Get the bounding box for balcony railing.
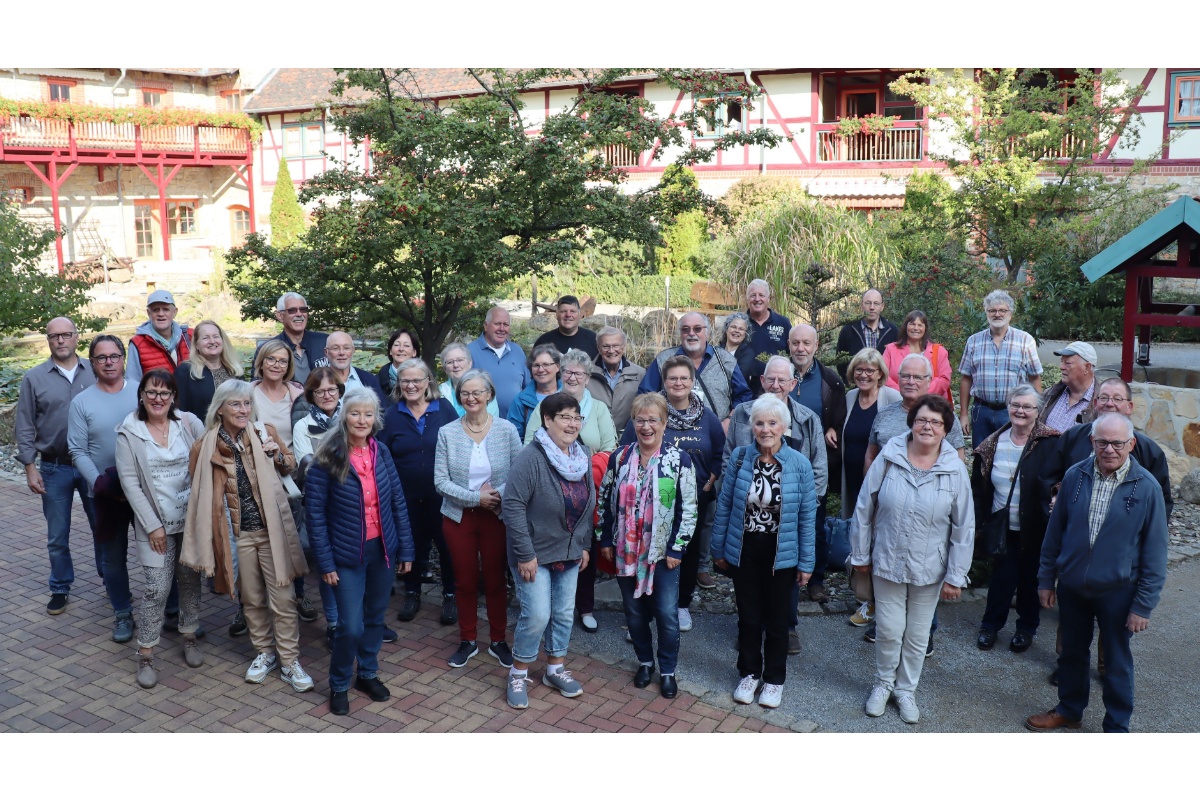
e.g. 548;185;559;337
816;123;924;163
0;115;250;157
598;142;642;168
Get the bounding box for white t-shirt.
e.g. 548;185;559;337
990;431;1023;531
147;422;192;535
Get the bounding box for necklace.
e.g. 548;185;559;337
463;414;492;434
148;419;170;441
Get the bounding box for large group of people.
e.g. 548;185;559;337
13;282;1171;731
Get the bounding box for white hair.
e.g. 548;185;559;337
1008;383;1044;412
747;279;771;297
983;289;1015;313
1091;412;1134;439
763;355;795;378
899;353;933;378
749;393;789;427
276;292;306;311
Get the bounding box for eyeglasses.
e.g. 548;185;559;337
47;332;77;341
562;369;588;380
987;308;1011;316
283;306;310;315
1009;402;1038;413
531;362;556;371
326;346;353;355
913;418;945;430
853;367;879;377
91;353;123;364
143;390;174;400
761;376;794;387
600;344;624;351
461;389;490;400
554;414;584;425
1096;395;1130;404
633;417;662;427
1094;439;1130;452
399;378;428;387
313;387;340;398
680;326;707;335
665;375;692;383
444;357;468;367
898;372;927;383
263;356;289;367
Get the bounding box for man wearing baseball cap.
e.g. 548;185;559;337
127;289;191;383
1040;341;1099;432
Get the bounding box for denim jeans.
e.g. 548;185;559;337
970;403;1010;449
39;462;95;594
1056;583;1137;732
329;537;395;692
617;560;681;675
980;532;1041;634
511;562;578;663
96;505;133;618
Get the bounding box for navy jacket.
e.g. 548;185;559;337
1049;424;1174;518
174;363;219;420
379;399;460;502
304;442;415;574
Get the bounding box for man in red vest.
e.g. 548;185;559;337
127;289;191;383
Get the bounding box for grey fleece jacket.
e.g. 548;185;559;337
501;440;596;571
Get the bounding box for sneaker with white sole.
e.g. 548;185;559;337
280;660;314;692
542;669;584;698
849;601;874;627
488;641;514;668
677;607;693;632
245;651;279;683
506;673;532;709
896;693;920;724
865;684;891;717
448;640;478;668
732;675;761;704
758;682;783;708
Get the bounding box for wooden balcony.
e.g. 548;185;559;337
0;114;252;165
598;142;642;168
816;123;924;163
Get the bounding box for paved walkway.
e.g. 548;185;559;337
0;475;787;733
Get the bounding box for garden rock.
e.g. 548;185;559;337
1181;468;1200;505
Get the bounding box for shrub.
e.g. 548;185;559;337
269;158;305;248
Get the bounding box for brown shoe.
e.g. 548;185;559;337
807;583;829;603
1024;710;1081;732
696;572;717;590
787;630;801;655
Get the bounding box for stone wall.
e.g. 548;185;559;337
1130;379;1200;484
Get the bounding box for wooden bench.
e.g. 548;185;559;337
689;280;740;319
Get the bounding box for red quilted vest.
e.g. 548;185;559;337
131;327;190;375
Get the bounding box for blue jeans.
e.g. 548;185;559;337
970;403;1010;448
511;562;578;663
97;521;133;617
39;462;96;594
328;537;394;692
617;561;681;675
1056;583;1137;732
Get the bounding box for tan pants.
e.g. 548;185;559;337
237;527;300;666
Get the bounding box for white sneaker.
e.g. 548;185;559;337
280;660;314;692
865;684;891;717
244;651;278;684
758;682;783;708
732;675;761;704
896;693;920;724
677;607;693;632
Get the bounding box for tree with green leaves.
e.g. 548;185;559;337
890;68;1161;283
268;157;305;248
0;202;101;337
225;68;782;358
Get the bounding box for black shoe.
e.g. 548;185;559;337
977;628;997;650
1009;630;1034;653
925;631;935;657
448;640;479;668
440;594;458;626
397;593;420;622
382;627;398;644
1049;668;1060;686
863;621;876;643
47;593;68;615
329;690;350;716
488;641;514;668
355;675;390;702
326;625;338;649
660;674;678;699
420;569;436;584
229;606;248;637
296;596;319;623
634;664;655;689
164;610;180;631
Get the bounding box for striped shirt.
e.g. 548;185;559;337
1088;457;1131;548
958;326;1043;404
990;432;1023;530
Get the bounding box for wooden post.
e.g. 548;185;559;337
531;274;538;317
1121;270;1137;382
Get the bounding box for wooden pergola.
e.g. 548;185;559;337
1079;196;1200;381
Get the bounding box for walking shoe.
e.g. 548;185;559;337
732;675;761;705
758;682;784;708
1010;630;1034;653
440;594;458;625
1024;709;1082;732
678;607;693;632
47;593;68;615
448;640;479;668
183;638;204;668
506;673;532;709
488;641;514;668
297;596;318;623
244;651;279;683
112;613;134;644
787;629;801;655
382;627;398;644
136;653;157;689
542;669;584;698
977;627;998;650
579;613;598;632
896;693;920;724
397;593;421;622
865;684;891;717
281;660;315;693
863;621;876;643
848;601;874;627
229;606;248;637
806;583;829;603
925;632;935;658
354;675;390;702
696;572;717;590
329;690;350;716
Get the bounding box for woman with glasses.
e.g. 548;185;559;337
851;394;973;724
377;329;421;399
501;392;597;710
175;319;243;421
841;348;902;521
972;384;1059;655
251;341;304;450
881;310;952;402
720;312;763;397
600;392;697;698
506;344;562;440
380;357;460;625
438;342;499;418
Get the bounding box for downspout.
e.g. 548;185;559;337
111;68;128;100
743;68;766;174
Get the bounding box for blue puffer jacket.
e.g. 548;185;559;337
710;443;817;572
304;440;415;575
505;380;561;441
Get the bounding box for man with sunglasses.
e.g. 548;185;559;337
639;312;752;425
1025;413;1168;733
15;318;96;616
259;292;329;383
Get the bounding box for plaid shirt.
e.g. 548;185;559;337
861;320;882;351
1044;382;1095;432
958;326;1043;404
1088;457;1131;549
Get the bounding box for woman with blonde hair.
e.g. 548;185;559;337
251;340;304;449
175;319;243;421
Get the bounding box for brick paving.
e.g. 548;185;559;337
0;475;790;733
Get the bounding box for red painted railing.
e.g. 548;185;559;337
816;122;924;162
0;115;250;155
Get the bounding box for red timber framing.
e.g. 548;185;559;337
0;117;254;273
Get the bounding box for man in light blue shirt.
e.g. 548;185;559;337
467;307;530;419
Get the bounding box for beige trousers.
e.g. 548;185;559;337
237;526;300;666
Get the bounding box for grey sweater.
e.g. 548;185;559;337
501;441;596;570
67;380;140;492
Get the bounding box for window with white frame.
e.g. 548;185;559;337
695;95;744;139
1170;72;1200;126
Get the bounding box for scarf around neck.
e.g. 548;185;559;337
535;427;589;482
665;390;704;430
615;445;660;597
308;401;340;433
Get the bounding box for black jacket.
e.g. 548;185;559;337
174;363;218;421
835;318;899;377
971;421;1060;555
1049;423;1174;518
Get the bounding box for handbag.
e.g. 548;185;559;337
846;459;892;603
979;444;1027;559
931;343;953;403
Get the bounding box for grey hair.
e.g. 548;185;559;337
528;343;562;371
391;357;439;402
276;292;306;311
746;279;771;297
1091;411;1134;440
720;311;751;347
560;348;593;373
439;341;472;368
983;289;1015;313
749;393;789;427
204;379;254;430
597;325;627;346
1008;382;1044;412
314;386;383;484
678;311;709;336
762;354;796;378
899;353;933;378
483;306;506;324
455;368;495;405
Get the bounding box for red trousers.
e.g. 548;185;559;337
442;508;509;643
